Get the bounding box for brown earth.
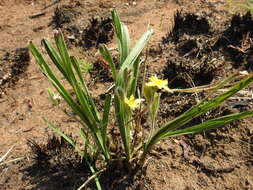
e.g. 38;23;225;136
0;0;253;190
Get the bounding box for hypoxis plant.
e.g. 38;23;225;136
29;10;253;186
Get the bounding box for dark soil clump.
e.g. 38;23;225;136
97;163;152;190
163;56;217;88
213;12;253;70
51;5;80;28
162;11;211;43
82;17;114;49
27;136;84;171
24;136;88;190
161;11;228;88
0;47;30;97
157;13;253;182
89;58;113;82
24;135;152;190
12;48;30;63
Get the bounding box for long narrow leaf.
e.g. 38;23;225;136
120;29;153;71
101;94;112;143
112;10;130;65
30;40;110;161
114;90;132;159
116;29;153;88
42;39;71;83
128;56;142;96
54;32;72;75
71;56;101;123
198;74;237;104
119;23;131;64
42;38;100;125
54;33;100;124
161;110;253;138
99;45;117;80
29;42;96;130
70;56;86;90
79;128;97;154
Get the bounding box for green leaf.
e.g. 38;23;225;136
42;39;71;84
112;10;130;65
54;32;72;76
114;88;132;160
119;29;153;74
99;45;117;80
162;110;253;138
29;43;91;126
128;56;142;96
101;94;112;147
150;92;160;125
29;39;110;161
116;28;153;90
70;56;101;124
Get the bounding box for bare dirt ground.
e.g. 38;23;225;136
0;0;253;189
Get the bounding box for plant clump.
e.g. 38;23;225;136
28;10;253;189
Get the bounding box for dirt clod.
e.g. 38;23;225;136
89;58;113;82
163;11;211;43
214;12;253;70
0;47;30;97
27;136;84;171
24;136;88;190
51;5;79;28
161;11;222;88
163;56;217;88
82;17;114;49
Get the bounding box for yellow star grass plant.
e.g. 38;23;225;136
29;10;253;189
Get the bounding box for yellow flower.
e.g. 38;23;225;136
124;95;144;110
145;76;172;92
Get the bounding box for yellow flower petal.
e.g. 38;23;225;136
146;76;171;92
124;95;144;109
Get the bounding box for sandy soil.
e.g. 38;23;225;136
0;0;252;189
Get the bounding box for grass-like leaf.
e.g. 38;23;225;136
99;45;117;81
29;34;110;161
162;110;253;138
112;10;130;65
144;74;253;154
